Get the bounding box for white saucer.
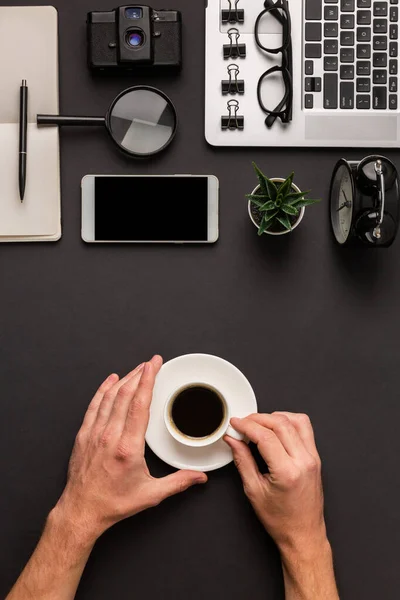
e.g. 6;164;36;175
145;354;258;472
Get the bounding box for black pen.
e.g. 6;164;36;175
19;80;28;202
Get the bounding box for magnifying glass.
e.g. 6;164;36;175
37;86;177;158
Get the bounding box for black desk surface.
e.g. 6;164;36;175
1;1;400;598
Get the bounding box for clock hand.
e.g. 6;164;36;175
336;200;351;212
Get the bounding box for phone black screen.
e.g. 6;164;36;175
94;177;209;241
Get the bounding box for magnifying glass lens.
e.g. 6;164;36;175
109;88;176;157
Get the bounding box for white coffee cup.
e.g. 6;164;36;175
164;382;244;448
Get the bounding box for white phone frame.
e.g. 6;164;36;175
81;174;219;244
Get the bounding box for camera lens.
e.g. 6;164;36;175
125;7;143;19
126;30;145;48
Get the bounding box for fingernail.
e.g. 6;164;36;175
196;476;207;485
108;373;118;383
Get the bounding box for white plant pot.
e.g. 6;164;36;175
248;178;306;236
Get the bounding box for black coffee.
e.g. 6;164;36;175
171;386;225;438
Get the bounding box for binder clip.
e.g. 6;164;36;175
221;0;244;24
223;28;246;59
222;64;245;95
221;99;244;130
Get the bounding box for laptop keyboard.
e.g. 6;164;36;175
304;0;399;110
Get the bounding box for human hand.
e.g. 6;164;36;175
53;356;208;544
225;413;327;556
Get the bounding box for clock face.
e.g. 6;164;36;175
330;163;354;244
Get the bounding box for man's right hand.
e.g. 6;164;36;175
225;412;339;600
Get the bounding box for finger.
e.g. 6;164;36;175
80;373;120;432
121;360;158;447
154;470;208;503
230;417;290;471
273;412;320;459
105;365;146;436
149;354;163;377
224;436;261;494
106;356;163;436
248;413;307;459
93;363;146;433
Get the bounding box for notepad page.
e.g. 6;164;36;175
0;6;60;238
0;6;59;123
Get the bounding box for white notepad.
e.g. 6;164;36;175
0;6;61;241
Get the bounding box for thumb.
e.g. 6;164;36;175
156;470;208;502
225;436;260;493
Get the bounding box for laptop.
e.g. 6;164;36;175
205;0;400;147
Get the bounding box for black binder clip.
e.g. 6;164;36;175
221;99;244;130
221;0;244;24
223;28;246;59
222;64;245;95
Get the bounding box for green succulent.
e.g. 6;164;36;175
246;163;320;235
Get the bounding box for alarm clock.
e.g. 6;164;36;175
330;155;400;247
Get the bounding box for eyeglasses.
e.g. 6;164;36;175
255;0;293;128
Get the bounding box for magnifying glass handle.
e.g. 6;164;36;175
37;115;106;126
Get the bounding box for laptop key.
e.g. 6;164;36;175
305;44;322;58
305;0;322;19
373;36;387;49
357;60;371;74
325;40;339;53
390;24;399;38
390;58;398;72
341;65;355;78
390;41;398;55
357;77;371;91
341;0;355;11
358;0;371;6
390;6;398;19
340;82;355;107
389;76;398;90
358;10;372;24
373;69;388;82
374;19;388;33
341;48;355;61
373;52;388;66
357;27;371;41
389;94;398;107
357;94;371;107
324;73;338;108
325;6;339;18
357;44;371;57
305;61;314;75
324;56;339;70
341;31;355;44
305;23;322;41
341;15;355;27
373;86;387;107
325;23;339;37
305;94;314;109
374;2;388;16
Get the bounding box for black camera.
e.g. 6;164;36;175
87;5;182;69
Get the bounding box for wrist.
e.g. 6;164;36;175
279;532;339;600
49;501;99;553
278;527;332;565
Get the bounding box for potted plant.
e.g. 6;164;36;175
246;163;320;236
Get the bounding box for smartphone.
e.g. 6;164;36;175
81;175;219;243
